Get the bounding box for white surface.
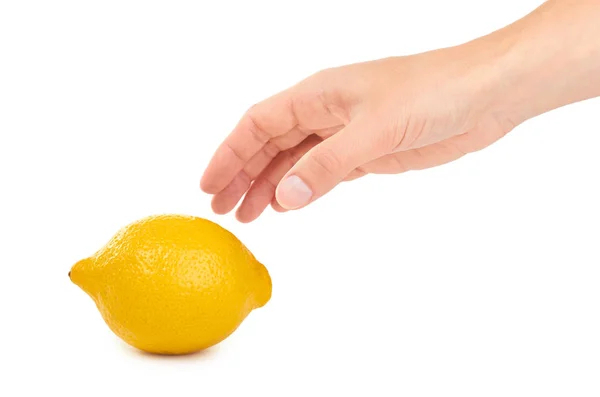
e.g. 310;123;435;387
1;1;599;396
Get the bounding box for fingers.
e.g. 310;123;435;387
210;126;341;216
235;136;322;223
209;144;278;215
211;171;252;214
200;74;344;195
275;117;386;210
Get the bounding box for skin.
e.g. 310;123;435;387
201;0;600;223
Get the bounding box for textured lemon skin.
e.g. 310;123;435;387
70;215;271;355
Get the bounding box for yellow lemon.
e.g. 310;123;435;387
69;214;271;355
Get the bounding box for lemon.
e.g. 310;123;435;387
69;214;271;355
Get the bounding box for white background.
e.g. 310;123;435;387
1;1;599;396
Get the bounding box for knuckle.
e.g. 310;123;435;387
263;141;280;159
309;147;342;177
245;111;271;144
224;141;245;162
391;153;410;173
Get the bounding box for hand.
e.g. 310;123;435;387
201;0;600;223
200;45;513;222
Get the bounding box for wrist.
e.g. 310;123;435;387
476;0;600;128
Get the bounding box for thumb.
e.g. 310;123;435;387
275;118;384;210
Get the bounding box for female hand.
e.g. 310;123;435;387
200;0;600;223
200;46;512;222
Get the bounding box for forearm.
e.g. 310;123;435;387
482;0;600;126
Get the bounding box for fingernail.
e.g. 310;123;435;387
277;175;313;209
